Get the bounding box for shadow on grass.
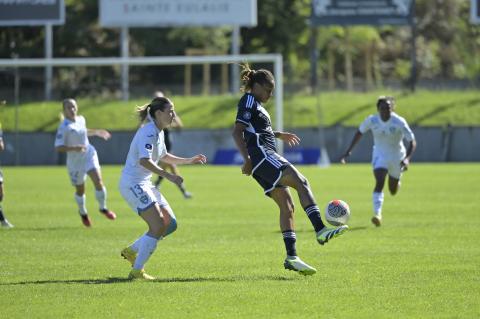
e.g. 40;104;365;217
276;225;368;233
9;226;80;232
348;226;369;232
1;274;298;286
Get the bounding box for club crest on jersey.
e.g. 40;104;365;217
145;143;153;150
243;111;252;120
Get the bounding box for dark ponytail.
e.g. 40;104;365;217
239;63;275;92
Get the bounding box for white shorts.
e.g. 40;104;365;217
119;180;170;214
372;154;403;179
66;146;100;186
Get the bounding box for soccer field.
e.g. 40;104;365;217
0;164;479;318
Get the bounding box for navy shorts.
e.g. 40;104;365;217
250;148;290;196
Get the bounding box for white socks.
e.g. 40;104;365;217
75;187;107;215
95;187;107;210
130;232;148;253
75;194;87;215
373;192;384;217
133;234;162;270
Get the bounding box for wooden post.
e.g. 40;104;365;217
221;64;228;94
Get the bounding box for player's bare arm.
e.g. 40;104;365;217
232;122;252;176
274;131;301;147
340;130;363;164
139;157;183;186
87;129;111;140
55;145;86;152
161;153;207;165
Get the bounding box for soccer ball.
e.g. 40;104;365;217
325;199;350;226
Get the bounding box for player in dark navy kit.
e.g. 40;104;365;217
232;64;348;276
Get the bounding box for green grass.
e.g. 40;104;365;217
0;164;479;318
1;90;479;132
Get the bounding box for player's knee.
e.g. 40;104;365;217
164;216;178;237
390;187;398;196
297;174;309;189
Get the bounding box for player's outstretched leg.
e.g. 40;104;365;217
316;225;349;245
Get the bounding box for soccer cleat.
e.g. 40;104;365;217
183;191;193;199
128;269;156;281
316;225;349;245
1;220;14;228
371;216;382;227
284;257;317;276
121;247;137;266
81;214;92;227
100;209;117;220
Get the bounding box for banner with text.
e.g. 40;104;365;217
100;0;257;27
0;0;65;26
311;0;413;26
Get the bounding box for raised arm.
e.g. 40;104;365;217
87;129;111;140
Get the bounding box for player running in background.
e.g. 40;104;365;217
340;96;416;226
119;96;206;280
0;121;13;228
152;91;192;199
232;63;348;276
54;98;116;227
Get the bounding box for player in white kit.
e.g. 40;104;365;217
340;96;416;226
0;121;13;228
119;96;206;280
54;99;116;227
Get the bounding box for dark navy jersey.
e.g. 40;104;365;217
235;93;276;152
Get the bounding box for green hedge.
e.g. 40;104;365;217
1;90;479;132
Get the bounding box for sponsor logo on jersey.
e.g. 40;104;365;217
140;195;150;204
145;143;153;150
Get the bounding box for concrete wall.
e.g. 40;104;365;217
1;126;479;166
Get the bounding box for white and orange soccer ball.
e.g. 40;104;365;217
325;199;350;226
